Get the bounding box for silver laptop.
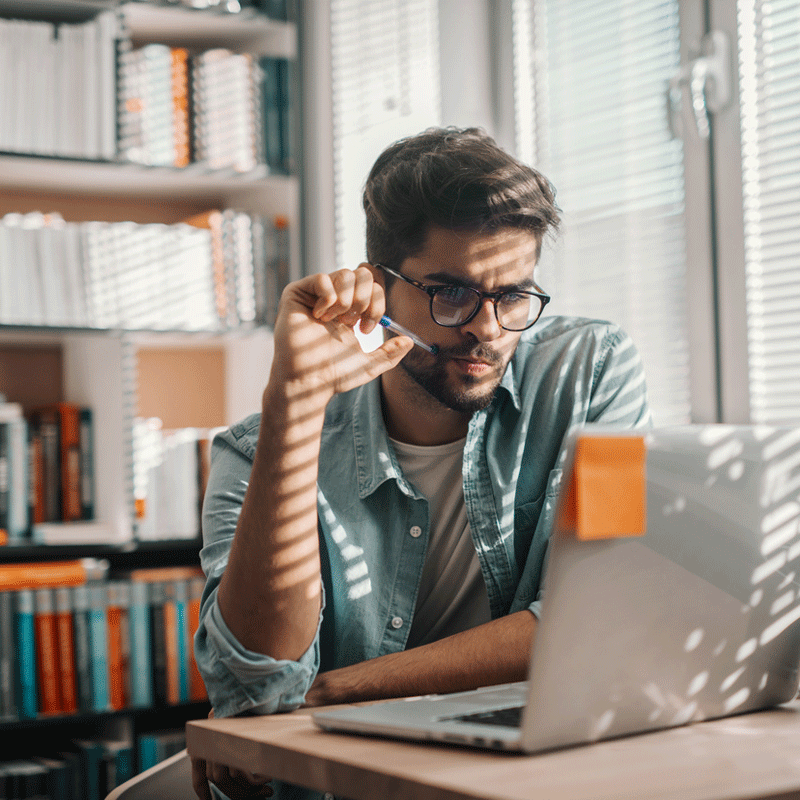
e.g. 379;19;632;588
313;424;800;752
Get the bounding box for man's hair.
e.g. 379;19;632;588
363;127;561;271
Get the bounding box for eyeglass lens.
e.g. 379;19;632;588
431;286;541;331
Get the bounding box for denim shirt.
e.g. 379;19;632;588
195;316;650;797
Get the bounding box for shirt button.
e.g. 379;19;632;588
391;616;403;629
410;525;422;538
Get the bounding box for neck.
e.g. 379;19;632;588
380;370;471;446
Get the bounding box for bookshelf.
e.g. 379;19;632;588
0;0;299;793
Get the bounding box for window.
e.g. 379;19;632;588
513;0;800;426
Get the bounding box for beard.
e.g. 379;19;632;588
398;342;509;413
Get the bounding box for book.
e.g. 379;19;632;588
33;587;62;715
106;581;129;711
187;575;206;701
0;558;109;590
127;580;153;708
0;590;16;720
163;580;180;705
79;406;95;520
72;585;94;713
14;588;38;719
54;585;78;714
28;408;60;523
175;578;190;703
0;421;8;545
1;403;30;541
149;581;168;705
88;584;110;712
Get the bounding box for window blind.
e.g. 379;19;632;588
330;0;441;274
514;0;692;425
738;0;800;425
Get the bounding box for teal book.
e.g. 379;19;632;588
88;584;110;712
14;588;37;719
128;580;153;707
175;579;189;703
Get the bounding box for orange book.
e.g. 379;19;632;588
106;582;128;710
162;581;179;705
54;586;78;714
0;559;107;591
34;588;62;715
187;576;206;701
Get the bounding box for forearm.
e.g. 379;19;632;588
216;378;328;661
306;610;537;706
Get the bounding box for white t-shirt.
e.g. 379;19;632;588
390;436;491;648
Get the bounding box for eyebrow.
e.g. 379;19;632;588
422;271;539;293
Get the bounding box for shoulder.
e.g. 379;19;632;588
215;412;262;461
511;315;633;377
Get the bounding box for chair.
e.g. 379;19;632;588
105;749;193;799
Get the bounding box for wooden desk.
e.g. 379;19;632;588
187;701;800;800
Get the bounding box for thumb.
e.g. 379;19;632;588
361;335;415;380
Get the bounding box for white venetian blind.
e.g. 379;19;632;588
738;0;800;425
330;0;441;273
514;0;692;425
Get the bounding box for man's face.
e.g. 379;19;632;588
384;225;540;413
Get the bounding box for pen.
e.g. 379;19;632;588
378;316;439;355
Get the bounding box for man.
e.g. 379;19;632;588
192;127;651;799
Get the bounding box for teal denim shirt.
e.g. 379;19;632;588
195;316;651;775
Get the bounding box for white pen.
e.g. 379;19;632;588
378;315;439;355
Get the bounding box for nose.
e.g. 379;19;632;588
459;298;503;342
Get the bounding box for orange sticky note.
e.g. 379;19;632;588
562;435;647;540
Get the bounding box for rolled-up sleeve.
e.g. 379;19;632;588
194;430;323;718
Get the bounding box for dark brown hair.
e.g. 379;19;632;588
363;127;561;271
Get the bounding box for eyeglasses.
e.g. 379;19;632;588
375;264;550;332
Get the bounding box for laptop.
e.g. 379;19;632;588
313;424;800;753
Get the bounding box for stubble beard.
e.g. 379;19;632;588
398;344;509;414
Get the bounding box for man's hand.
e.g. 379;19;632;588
190;711;274;800
191;756;273;800
270;266;413;405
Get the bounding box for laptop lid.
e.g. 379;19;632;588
313;425;800;753
519;424;800;752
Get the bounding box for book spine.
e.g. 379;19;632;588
54;585;78;714
175;578;189;703
128;580;152;707
105;582;126;711
14;589;38;719
88;584;110;712
171;47;190;168
163;580;179;705
35;410;61;522
72;585;94;713
137;734;159;772
33;587;62;715
57;404;82;522
0;590;17;720
149;581;168;705
7;417;30;539
188;576;206;701
0;423;8;544
79;407;95;520
28;420;44;526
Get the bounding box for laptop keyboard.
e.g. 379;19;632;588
449;705;524;728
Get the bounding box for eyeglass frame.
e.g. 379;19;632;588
374;263;551;332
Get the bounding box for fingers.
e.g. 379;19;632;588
205;759;274;799
191;757;213;800
309;267;384;328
